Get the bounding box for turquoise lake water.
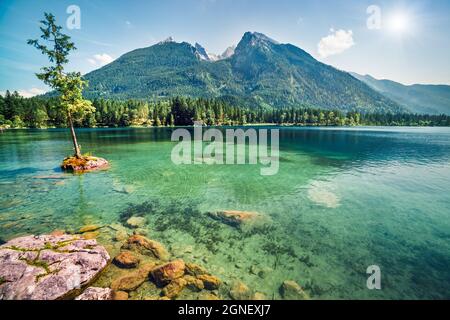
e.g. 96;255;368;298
0;126;449;299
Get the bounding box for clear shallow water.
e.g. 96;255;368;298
0;126;449;299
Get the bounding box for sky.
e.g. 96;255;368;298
0;0;449;96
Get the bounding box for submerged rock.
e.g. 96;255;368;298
280;280;310;300
307;182;340;208
229;281;253;300
33;175;68;180
185;263;208;276
112;290;129;300
111;274;144;292
0;234;110;300
198;292;220;300
126;217;147;229
151;259;186;287
75;287;112;300
133;228;148;236
113;251;140;269
83;231;100;240
208;210;269;229
110;263;156;292
79;224;101;233
183;275;204;292
114;230;129;243
113;185;135;195
123;235;169;260
50;229;65;237
253;292;266;300
161;278;187;299
197;274;221;290
110;223;130;242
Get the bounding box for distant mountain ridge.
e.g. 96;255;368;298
194;43;236;61
351;73;450;115
83;32;405;113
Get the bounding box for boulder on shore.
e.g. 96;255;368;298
0;234;110;300
75;287;112;300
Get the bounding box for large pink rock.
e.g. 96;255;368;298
0;234;110;300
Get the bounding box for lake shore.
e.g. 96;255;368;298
1;122;450;131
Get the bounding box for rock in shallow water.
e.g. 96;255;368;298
208;210;270;230
307;182;340;208
185;262;208;276
183;275;204;292
230;281;253;300
79;224;101;233
151;259;186;287
198;292;220;300
126;217;147;229
161;278;187;299
112;290;129;300
197;274;221;290
122;235;169;260
113;251;140;269
0;234;110;300
280;280;310;300
110;263;156;292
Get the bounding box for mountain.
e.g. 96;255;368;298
350;73;450;115
83;32;404;113
220;45;236;59
194;43;218;61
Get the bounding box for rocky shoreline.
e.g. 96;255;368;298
0;234;109;300
0;210;310;300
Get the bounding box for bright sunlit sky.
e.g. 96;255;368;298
1;0;449;96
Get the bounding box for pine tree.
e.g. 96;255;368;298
28;13;94;158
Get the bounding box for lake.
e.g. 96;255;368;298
0;126;449;299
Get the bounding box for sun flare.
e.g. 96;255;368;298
386;11;411;34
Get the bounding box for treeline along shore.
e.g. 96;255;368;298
1;91;449;129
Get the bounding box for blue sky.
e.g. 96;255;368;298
1;0;449;96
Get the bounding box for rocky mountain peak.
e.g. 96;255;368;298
158;36;175;45
219;45;236;59
194;43;218;61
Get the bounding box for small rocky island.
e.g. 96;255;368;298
61;156;109;173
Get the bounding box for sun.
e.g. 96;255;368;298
386;11;412;35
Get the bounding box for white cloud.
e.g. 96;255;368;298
18;88;47;98
87;53;114;67
318;29;355;58
0;88;47;98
